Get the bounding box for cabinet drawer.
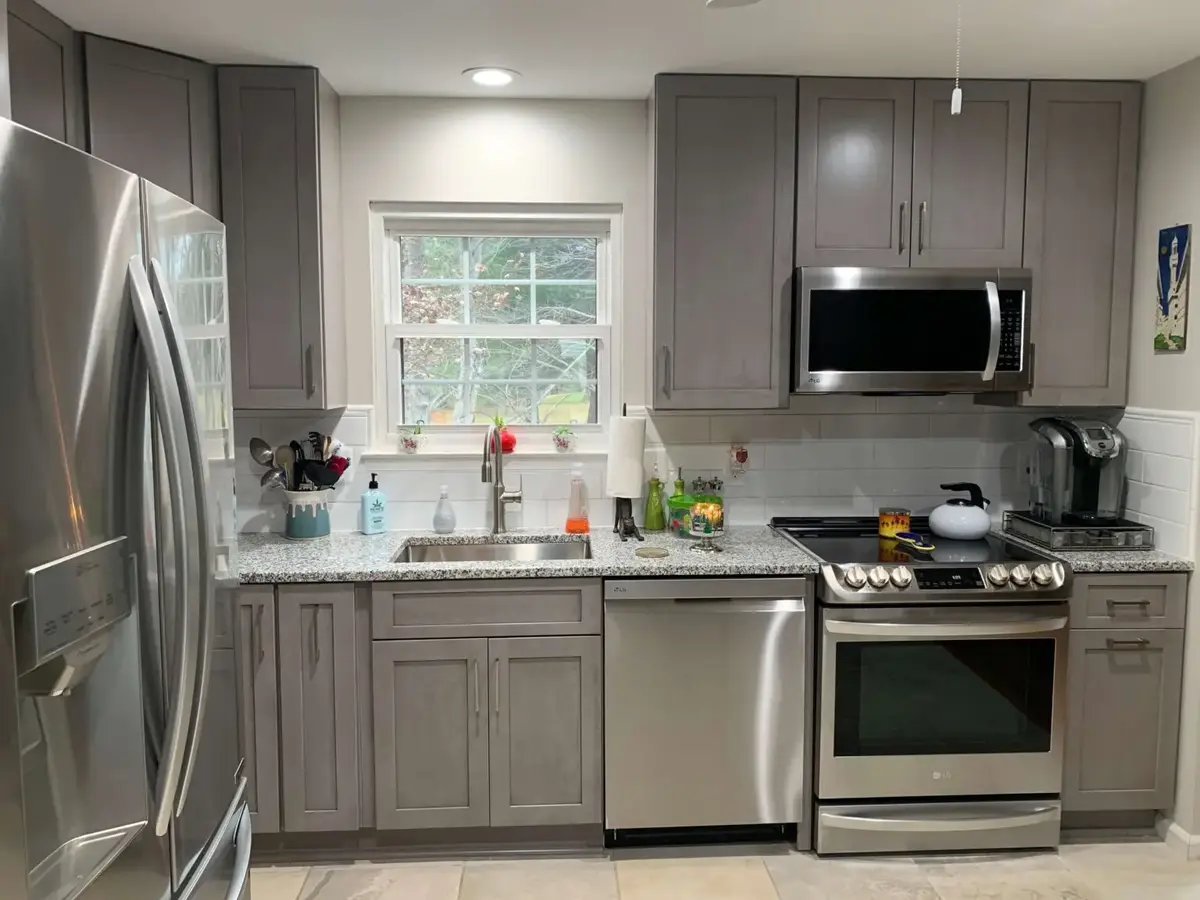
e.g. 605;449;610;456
1070;574;1186;629
371;579;602;639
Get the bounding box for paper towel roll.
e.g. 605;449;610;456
606;416;647;498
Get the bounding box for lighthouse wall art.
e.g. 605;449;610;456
1156;224;1191;352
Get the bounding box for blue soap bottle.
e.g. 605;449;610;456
361;472;387;534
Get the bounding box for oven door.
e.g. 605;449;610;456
818;603;1068;801
795;267;1032;393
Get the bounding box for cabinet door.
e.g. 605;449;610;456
489;637;602;827
82;35;219;216
277;585;358;831
235;586;280;833
653;74;795;410
1063;629;1183;812
373;639;490;830
219;66;330;410
1022;81;1141;407
796;78;914;267
911;80;1028;268
7;0;83;147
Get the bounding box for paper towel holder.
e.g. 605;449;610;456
611;404;644;542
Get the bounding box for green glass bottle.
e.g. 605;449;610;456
643;468;666;532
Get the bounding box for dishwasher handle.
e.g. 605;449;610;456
604;578;809;602
605;598;806;615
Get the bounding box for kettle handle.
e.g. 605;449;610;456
940;482;990;509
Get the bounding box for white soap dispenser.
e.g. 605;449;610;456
433;485;457;534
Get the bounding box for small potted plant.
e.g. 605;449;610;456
400;422;425;454
491;416;517;454
553;425;575;453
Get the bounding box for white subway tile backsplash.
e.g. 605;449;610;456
709;414;819;443
820;413;931;440
764;440;875;470
1141;451;1193;492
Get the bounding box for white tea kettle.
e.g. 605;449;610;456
929;482;992;541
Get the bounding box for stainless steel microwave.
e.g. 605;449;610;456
794;267;1033;394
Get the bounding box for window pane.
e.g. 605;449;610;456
536;284;598;325
536;383;598;424
470;284;531;325
400;236;463;279
471;383;535;425
534;237;597;280
403;382;464;425
469;237;530;280
402;337;467;381
473;338;533;380
401;284;464;324
535;339;597;381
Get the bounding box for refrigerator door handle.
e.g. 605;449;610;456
130;257;198;837
149;258;215;817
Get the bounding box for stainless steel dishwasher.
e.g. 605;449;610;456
604;578;813;840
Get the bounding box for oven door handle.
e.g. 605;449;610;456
982;280;1001;382
824;617;1068;639
821;805;1060;833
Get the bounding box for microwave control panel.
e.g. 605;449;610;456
996;292;1024;372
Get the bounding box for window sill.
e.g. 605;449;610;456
360;447;609;461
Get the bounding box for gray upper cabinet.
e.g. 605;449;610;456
277;585;358;832
796;78;914;268
219;66;346;411
83;35;219;216
7;0;83;147
1020;81;1141;407
373;638;491;830
236;586;280;834
653;74;795;410
1064;629;1183;812
489;636;602;827
911;80;1028;268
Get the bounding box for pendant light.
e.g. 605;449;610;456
951;0;963;114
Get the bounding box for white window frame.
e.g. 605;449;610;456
370;203;623;454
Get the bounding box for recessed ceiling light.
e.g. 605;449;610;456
705;0;762;7
464;67;519;87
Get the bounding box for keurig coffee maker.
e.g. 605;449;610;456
1028;417;1127;524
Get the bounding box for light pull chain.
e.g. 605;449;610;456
951;0;963;114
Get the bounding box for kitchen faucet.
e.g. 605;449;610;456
482;423;522;534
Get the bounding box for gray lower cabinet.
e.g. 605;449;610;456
796;78;914;267
1019;81;1141;407
911;80;1028;268
652;74;795;410
82;35;219;217
7;0;83;147
372;638;491;830
218;66;346;410
277;585;359;831
489;636;602;827
1064;628;1184;812
235;586;280;833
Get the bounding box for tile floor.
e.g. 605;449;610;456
250;840;1200;900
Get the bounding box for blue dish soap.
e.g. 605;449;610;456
361;472;387;534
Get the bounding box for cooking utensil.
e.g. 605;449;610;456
274;444;295;491
308;431;330;462
249;437;274;467
260;467;287;491
301;460;340;487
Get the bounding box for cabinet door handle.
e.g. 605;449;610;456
307;608;320;675
918;202;927;255
1107;599;1151;608
253;604;265;671
492;659;501;715
304;344;315;399
660;346;672;400
473;659;480;716
1107;638;1151;650
898;201;907;255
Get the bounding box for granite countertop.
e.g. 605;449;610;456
996;530;1194;574
236;526;824;584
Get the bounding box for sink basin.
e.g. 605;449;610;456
394;540;592;563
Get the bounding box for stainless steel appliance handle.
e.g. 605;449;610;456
606;578;809;601
822;805;1060;833
129;258;197;837
917;201;927;254
898;201;907;255
982;280;1001;382
606;599;805;615
150;258;214;818
223;804;252;900
824;617;1068;639
660;346;672;400
176;776;247;900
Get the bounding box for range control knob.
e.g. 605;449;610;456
1009;564;1033;587
987;565;1011;587
1032;564;1056;587
843;565;868;589
890;566;913;589
867;566;891;589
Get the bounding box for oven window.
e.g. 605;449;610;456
833;639;1055;757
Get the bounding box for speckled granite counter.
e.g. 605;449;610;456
236;527;824;584
996;531;1194;574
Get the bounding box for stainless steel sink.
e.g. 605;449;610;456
394;540;592;563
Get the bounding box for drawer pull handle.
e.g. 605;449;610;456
1107;599;1151;607
1107;638;1151;650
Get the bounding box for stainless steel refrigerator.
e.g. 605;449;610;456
0;119;247;900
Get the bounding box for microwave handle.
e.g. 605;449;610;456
982;280;1001;382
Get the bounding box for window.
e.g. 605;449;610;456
377;214;614;437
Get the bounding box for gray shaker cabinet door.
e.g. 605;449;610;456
83;35;219;216
488;636;603;827
277;584;359;831
796;78;914;268
1021;81;1141;407
7;0;84;148
219;66;328;410
373;639;491;830
1063;629;1183;812
653;74;795;410
235;586;280;834
911;80;1028;268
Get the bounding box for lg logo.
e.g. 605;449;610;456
932;771;952;781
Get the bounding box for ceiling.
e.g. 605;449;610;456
41;0;1200;99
